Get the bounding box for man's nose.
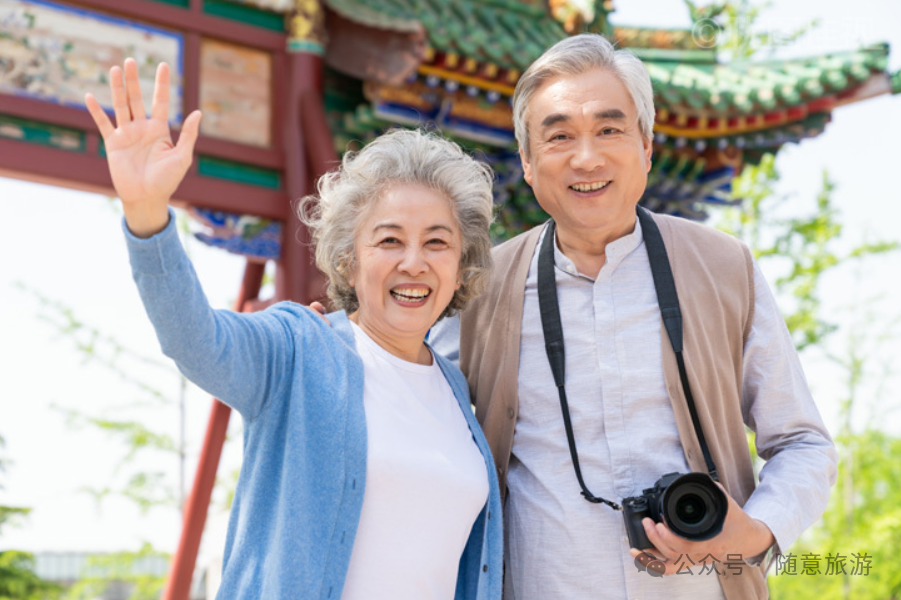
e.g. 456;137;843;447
570;136;606;172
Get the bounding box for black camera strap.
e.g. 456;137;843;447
537;207;719;512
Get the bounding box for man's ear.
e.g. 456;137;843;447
643;136;653;173
519;145;533;187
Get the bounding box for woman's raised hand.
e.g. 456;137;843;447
85;59;202;238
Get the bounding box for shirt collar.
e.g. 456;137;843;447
551;215;643;280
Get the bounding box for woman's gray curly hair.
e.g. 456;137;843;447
298;128;495;320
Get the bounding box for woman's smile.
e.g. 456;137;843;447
390;284;432;305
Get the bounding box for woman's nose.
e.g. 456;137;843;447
398;247;428;276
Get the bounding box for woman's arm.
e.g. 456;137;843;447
126;211;298;420
88;60;297;420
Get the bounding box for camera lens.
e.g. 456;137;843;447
660;473;727;541
675;493;705;524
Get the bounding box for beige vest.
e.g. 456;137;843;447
459;213;768;599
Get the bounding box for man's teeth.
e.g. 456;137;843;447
571;181;610;192
391;288;430;301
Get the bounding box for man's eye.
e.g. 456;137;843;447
550;133;568;141
601;128;620;135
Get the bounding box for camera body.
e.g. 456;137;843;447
622;472;727;550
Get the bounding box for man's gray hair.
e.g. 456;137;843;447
513;33;655;157
299;128;495;319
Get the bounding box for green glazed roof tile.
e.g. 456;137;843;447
649;45;890;114
326;0;422;32
820;67;849;90
324;0;567;70
780;63;827;97
325;0;893;118
627;48;719;64
848;61;871;83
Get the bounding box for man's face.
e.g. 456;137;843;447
520;68;652;239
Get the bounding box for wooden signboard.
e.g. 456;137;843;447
0;0;184;120
0;0;292;218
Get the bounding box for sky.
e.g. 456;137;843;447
1;0;900;571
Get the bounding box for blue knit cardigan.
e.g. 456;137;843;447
124;213;503;600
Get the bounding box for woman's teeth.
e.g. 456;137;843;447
391;288;430;301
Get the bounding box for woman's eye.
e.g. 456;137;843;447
427;238;449;247
379;237;400;245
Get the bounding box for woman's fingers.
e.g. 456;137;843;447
84;93;114;140
109;65;131;127
104;60;171;128
175;110;203;159
151;62;170;123
123;58;147;121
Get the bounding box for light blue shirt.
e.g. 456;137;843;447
125;211;503;600
431;220;836;600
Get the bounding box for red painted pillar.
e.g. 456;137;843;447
275;0;335;304
276;52;332;304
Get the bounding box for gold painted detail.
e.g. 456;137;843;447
289;0;325;53
448;94;512;129
654;116;792;139
366;81;433;110
366;80;513;129
417;65;515;96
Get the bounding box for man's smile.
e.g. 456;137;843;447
569;181;610;193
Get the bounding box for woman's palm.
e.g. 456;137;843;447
105;115;187;206
86;59;201;217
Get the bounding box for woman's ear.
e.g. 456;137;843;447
339;256;355;287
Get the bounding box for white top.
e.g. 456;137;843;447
431;219;835;600
341;322;489;600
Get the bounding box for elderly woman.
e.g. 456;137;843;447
85;59;501;600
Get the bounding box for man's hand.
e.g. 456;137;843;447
628;485;774;575
309;301;330;325
85;59;202;238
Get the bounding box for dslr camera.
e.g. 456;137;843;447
622;472;727;550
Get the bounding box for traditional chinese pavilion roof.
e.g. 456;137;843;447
326;0;566;71
313;0;901;231
196;0;900;252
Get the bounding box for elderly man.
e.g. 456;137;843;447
430;33;836;599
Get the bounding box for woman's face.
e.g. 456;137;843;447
349;182;462;353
